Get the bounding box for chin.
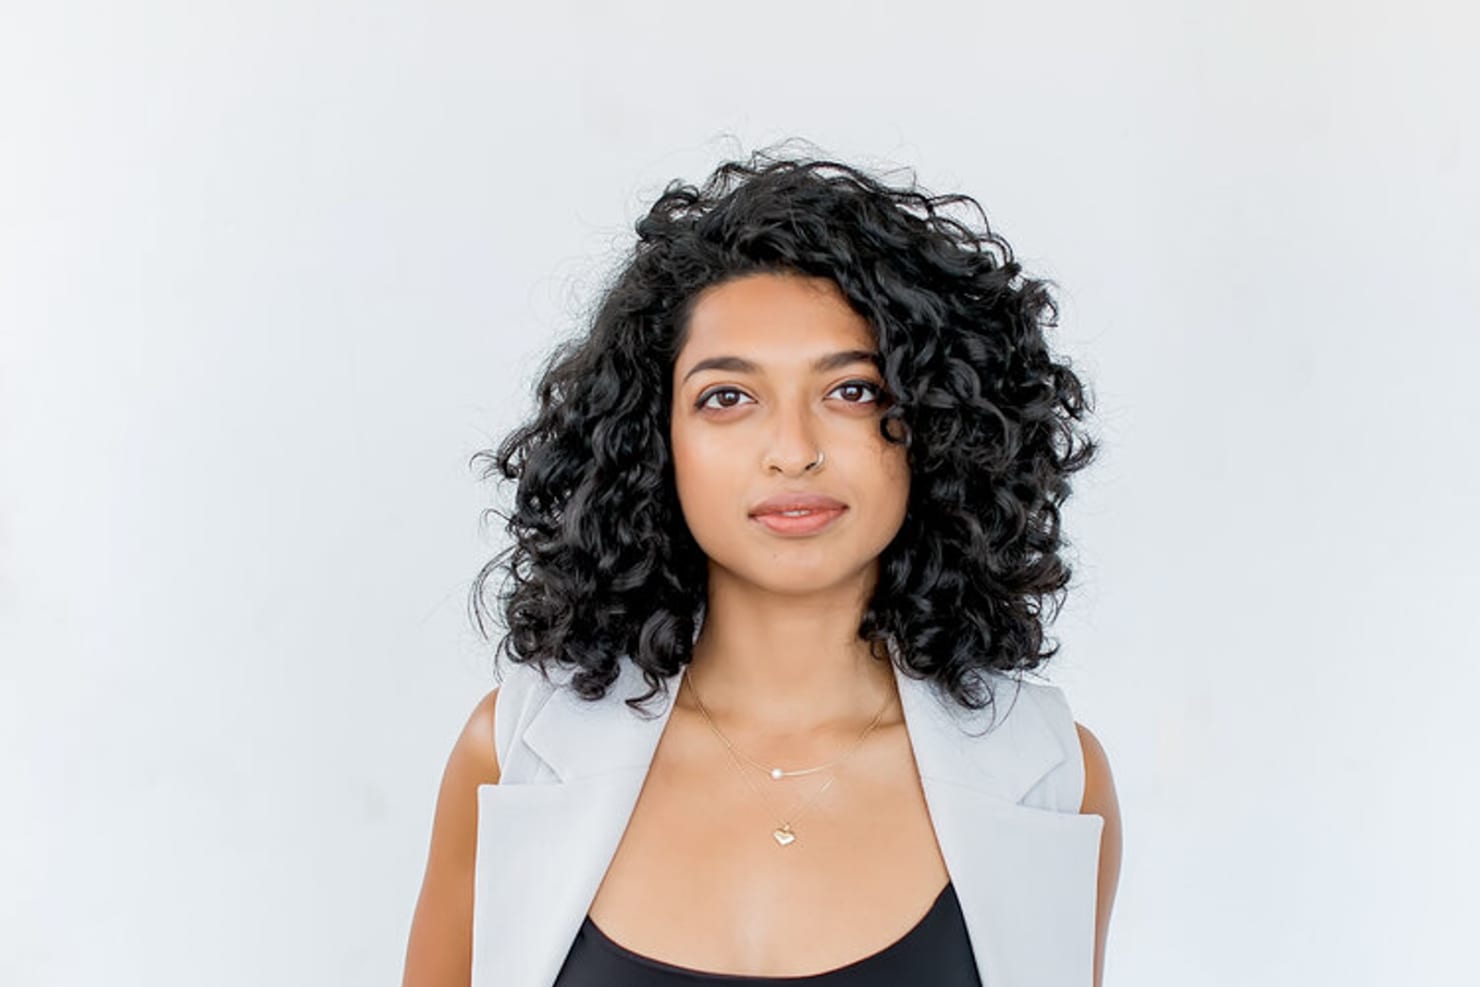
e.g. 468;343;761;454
738;556;863;592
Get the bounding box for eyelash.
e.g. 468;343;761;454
694;379;886;412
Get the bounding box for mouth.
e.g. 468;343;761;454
749;505;848;537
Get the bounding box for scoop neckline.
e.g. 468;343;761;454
580;881;956;981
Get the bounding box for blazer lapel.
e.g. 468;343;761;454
894;661;1106;985
472;654;1104;987
472;657;671;987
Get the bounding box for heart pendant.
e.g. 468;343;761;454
773;825;796;847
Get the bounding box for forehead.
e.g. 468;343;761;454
676;273;875;372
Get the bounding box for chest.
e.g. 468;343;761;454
471;658;1103;987
585;715;951;976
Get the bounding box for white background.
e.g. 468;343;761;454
3;2;1477;984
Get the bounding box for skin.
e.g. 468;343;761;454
402;271;1122;985
667;271;912;734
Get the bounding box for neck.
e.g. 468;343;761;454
681;568;899;738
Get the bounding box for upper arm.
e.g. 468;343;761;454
402;688;502;987
1076;722;1121;987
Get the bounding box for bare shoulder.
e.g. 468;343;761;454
1073;721;1117;818
453;686;503;786
1073;721;1122;987
401;687;502;987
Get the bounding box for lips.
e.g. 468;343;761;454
749;493;848;516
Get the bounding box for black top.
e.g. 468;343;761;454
552;881;982;986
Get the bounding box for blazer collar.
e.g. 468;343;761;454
522;651;1071;801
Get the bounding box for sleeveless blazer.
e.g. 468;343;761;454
472;642;1103;987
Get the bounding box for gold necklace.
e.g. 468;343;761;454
683;669;894;848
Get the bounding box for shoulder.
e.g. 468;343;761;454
400;686;503;984
1006;678;1118;816
972;674;1092;812
986;676;1116;820
1073;721;1118;819
1073;720;1122;987
447;687;503;787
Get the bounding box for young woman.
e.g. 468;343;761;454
403;147;1122;987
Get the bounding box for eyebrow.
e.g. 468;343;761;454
680;349;882;384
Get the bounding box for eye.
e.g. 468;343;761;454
830;379;886;405
695;386;755;411
695;380;888;412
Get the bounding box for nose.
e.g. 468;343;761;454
762;400;821;475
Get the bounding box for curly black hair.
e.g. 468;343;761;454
468;142;1098;721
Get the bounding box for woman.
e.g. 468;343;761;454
404;146;1122;987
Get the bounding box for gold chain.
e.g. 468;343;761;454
683;668;894;848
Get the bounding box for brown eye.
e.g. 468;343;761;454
831;380;884;405
695;387;754;411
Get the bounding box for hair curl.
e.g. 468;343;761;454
469;142;1098;720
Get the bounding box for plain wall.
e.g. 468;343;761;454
3;1;1477;984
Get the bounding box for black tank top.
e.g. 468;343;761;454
552;881;982;986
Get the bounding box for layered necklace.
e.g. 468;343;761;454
683;668;894;848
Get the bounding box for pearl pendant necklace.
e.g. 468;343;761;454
685;666;894;848
770;765;822;779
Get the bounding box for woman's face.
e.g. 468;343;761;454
669;271;911;595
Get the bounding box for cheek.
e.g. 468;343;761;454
881;455;912;527
668;426;735;531
864;446;912;544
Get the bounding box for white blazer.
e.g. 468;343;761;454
472;648;1104;986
